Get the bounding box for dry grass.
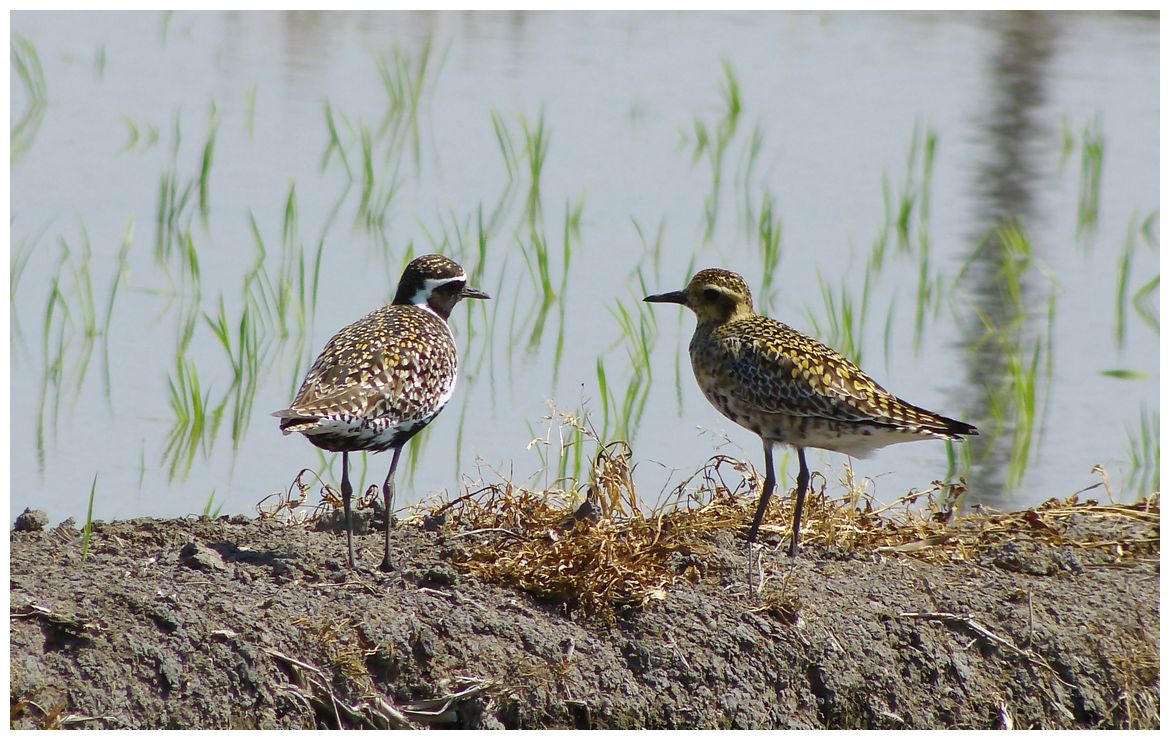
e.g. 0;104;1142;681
266;430;1158;621
411;443;1159;620
422;445;761;619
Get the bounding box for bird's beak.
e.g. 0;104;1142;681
461;286;491;300
643;290;687;305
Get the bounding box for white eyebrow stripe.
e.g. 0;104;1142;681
407;275;466;305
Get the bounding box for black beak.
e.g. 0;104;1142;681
643;290;687;305
461;286;491;300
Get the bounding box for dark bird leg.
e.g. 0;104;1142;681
787;447;809;558
340;451;356;568
747;439;777;544
380;446;403;572
746;440;777;588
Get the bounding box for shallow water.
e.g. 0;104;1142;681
10;11;1159;523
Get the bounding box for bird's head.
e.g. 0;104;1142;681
393;254;490;319
644;268;755;324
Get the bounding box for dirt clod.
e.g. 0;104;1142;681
13;508;48;532
9;495;1159;729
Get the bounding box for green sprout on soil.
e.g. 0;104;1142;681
81;475;97;564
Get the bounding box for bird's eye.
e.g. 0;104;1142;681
703;287;721;302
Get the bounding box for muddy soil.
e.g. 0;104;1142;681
9;509;1159;729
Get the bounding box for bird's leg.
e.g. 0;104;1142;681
747;440;776;544
787;447;810;558
379;446;403;572
340;451;356;568
746;440;776;589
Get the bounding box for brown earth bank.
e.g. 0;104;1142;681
9;502;1160;730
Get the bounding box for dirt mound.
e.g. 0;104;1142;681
9;493;1159;729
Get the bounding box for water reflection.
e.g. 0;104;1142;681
9;11;1158;524
960;11;1057;507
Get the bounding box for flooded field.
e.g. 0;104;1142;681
10;10;1159;523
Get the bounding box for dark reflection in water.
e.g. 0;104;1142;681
960;11;1058;508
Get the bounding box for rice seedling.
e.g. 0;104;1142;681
1127;210;1159;333
991;220;1033;313
1124;406;1159;497
93;44;106;79
245;85;257;139
1077;115;1104;236
550;196;584;385
955;219;1057;490
204;291;265;450
119;116;161;153
867;125;937;282
11;34;47;163
629;216;666;284
198;100;219;220
1131;275;1159;332
594;295;657;445
1113;216;1137;347
1100;369;1150;380
321;102;353;177
163;354;214;480
486;111;523;232
374;35;440;172
202;489;223;519
684;59;742;240
755;191;782;313
80;475;98;564
805;270;866;366
36;256;69;471
155;116;182;263
99;219;135;397
1004;338;1041;487
521;110;550;227
9;229;46;356
355;122;401;234
54;230;101;404
735;123;765;232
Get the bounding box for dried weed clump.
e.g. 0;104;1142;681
425;445;764;620
784;466;1160;564
422;446;1158;619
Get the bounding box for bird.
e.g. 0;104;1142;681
273;254;489;571
645;267;977;563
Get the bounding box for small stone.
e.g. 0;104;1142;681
179;541;226;571
13;508;49;532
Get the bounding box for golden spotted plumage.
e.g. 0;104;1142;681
646;267;976;563
274;254;488;571
278;304;457;452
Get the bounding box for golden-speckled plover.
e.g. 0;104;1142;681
274;254;489;571
645;268;976;562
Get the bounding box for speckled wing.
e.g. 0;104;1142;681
277;305;457;448
711;317;960;436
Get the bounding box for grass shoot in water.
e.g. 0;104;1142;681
1124;406;1159;497
11;34;47;163
685;59;742;240
1076;115;1104;236
198;100;218;221
755;191;782;314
